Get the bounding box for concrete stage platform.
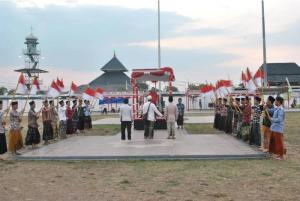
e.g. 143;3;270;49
17;130;267;161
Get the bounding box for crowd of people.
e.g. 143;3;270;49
0;99;93;158
214;95;286;160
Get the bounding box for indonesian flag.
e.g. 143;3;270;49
241;71;248;88
216;80;233;98
30;77;40;95
95;87;104;100
69;81;78;96
200;84;215;100
254;68;264;88
47;80;61;98
56;78;65;92
15;73;28;95
246;68;257;93
82;87;95;101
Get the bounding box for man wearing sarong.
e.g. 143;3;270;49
58;100;67;139
84;100;92;130
213;98;222;130
239;96;251;141
262;96;275;152
25;101;41;149
42;100;54;145
269;96;286;160
49;100;58;140
249;97;263;146
232;98;241;134
176;98;185;129
219;98;228;132
72;100;79;134
77;99;85;134
8;101;24;155
225;98;234;134
0;100;9;159
66;100;74;135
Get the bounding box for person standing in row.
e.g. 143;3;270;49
119;98;133;140
72;100;79;134
49;100;58;140
249;97;263;146
8;101;23;155
58;100;67;139
262;96;275;152
225;98;234;134
0;100;8;159
77;99;85;134
42;100;53;145
213;98;222;130
239;97;251;141
269;96;286;160
66;100;74;135
176;98;185;129
25;101;41;149
84;100;92;130
143;95;163;139
219;98;228;131
165;96;178;139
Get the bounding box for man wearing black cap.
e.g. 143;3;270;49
8;101;24;155
239;96;251;141
25;101;41;148
249;97;263;146
233;98;241;134
72;100;79;134
42;100;54;145
225;98;234;134
58;100;67;139
262;96;275;152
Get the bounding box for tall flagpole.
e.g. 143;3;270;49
262;0;268;88
158;0;162;109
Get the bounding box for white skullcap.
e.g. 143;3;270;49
147;95;152;100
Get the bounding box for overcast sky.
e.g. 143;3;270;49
0;0;299;90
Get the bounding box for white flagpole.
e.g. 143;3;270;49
262;0;268;88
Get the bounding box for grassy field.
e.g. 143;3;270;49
0;113;299;201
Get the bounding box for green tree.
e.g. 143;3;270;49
0;87;8;95
165;86;179;92
136;83;149;91
188;83;205;90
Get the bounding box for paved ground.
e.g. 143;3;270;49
93;116;215;125
17;129;266;160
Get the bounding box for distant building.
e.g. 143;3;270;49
79;53;131;92
262;63;300;87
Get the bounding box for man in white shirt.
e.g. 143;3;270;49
58;100;67;139
119;98;133;140
143;95;163;139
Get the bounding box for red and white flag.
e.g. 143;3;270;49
30;77;40;95
15;73;28;95
200;84;215;100
47;80;61;98
69;81;78;96
95;87;104;100
254;68;264;88
82;87;95;101
56;78;65;92
241;71;248;88
246;68;257;93
216;80;232;98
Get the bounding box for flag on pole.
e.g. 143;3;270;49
246;68;257;93
241;71;248;88
15;73;28;94
56;78;65;92
254;68;264;88
30;77;40;95
47;80;61;98
216;80;232;98
95;87;104;100
82;87;95;101
200;84;215;100
69;81;78;96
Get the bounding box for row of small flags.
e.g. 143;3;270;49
200;67;264;100
15;73;104;101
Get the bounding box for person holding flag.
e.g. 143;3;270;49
58;100;67;139
240;96;252;141
72;99;79;134
0;100;9;159
49;100;59;140
66;100;74;135
249;96;263;146
262;96;275;152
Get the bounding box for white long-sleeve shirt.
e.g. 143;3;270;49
142;102;163;121
120;104;133;122
58;106;67;121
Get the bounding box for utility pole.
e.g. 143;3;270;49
262;0;268;88
158;0;162;109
